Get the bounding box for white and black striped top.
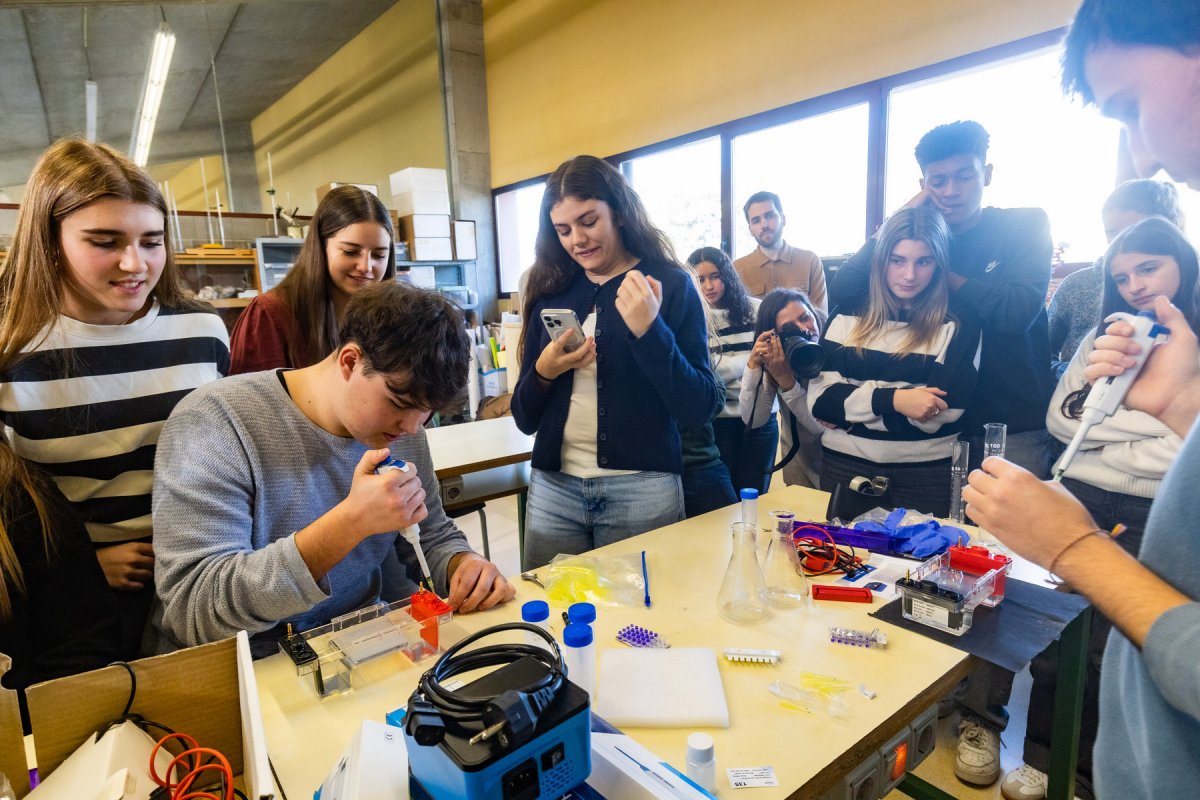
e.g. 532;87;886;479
808;307;981;464
709;302;759;418
0;301;230;545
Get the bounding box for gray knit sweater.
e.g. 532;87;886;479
1048;263;1103;378
148;370;471;654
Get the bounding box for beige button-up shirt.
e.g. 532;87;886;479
733;242;828;313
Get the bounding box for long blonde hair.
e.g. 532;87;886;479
0;444;56;622
846;206;951;356
0;137;202;374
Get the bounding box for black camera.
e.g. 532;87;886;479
773;323;825;380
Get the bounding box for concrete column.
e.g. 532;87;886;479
437;0;498;322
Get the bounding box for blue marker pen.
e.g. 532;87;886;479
375;454;433;592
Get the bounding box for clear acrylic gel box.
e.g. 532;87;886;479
281;592;453;697
894;548;1010;636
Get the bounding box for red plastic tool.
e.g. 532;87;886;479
811;584;874;603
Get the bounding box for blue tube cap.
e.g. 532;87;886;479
740;488;759;500
567;602;596;625
521;600;549;623
563;623;593;648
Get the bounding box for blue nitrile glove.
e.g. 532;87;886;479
895;520;970;558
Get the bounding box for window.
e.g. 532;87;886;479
623;136;721;262
495;181;545;295
732;103;869;259
886;47;1124;263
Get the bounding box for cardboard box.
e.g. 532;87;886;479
315;182;380;203
394;190;451;217
389;167;448;196
399;214;451;240
407;237;454;261
452;220;477;260
0;632;273;798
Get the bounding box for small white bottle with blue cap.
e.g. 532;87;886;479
567;601;596;627
740;488;759;526
521;600;552;651
562;623;595;699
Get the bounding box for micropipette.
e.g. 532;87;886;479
376;454;434;592
1052;311;1169;482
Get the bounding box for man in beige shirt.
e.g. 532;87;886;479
732;191;827;313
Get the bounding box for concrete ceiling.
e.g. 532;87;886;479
0;0;402;191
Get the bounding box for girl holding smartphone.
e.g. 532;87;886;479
512;156;721;569
0;138;229;657
230;185;395;372
807;207;980;517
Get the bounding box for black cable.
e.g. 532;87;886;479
412;622;565;730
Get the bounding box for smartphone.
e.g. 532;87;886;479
541;308;586;352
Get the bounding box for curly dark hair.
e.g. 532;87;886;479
914;121;989;170
686;246;756;328
337;282;468;411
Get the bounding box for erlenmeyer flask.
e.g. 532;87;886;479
717;522;771;624
763;511;808;608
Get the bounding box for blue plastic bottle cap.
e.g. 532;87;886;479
563;623;593;648
740;488;759;500
521;600;549;623
567;602;597;625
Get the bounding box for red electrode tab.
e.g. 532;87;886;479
410;591;453;648
811;584;873;603
948;545;1012;596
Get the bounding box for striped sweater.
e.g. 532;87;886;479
808;306;981;464
0;302;230;545
708;302;759;418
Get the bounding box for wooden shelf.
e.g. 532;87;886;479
207;297;254;309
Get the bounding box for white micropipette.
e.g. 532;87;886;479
375;454;434;592
1052;311;1169;482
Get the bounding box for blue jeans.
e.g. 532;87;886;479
712;415;778;495
522;469;685;570
682;462;738;518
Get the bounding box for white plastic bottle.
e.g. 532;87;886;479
686;732;717;793
740;488;759;527
562;623;596;699
521;600;552;651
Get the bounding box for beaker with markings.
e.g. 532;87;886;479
717;522;771;624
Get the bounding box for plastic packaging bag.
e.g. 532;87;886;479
543;552;646;607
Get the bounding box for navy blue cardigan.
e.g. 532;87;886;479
512;260;722;474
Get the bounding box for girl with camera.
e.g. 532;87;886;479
807;206;981;516
739;288;828;488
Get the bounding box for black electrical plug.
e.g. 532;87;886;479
406;698;446;746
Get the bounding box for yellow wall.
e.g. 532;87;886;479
150;156;226;212
250;0;447;214
483;0;1082;187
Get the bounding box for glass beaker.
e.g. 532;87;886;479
763;511;808;608
949;441;969;524
983;423;1007;460
717;522;771;624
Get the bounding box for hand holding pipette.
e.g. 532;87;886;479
375;453;434;592
1052;311;1169;481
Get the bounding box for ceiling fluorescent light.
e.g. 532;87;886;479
85;80;98;142
129;21;176;167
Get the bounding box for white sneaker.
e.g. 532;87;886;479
1001;764;1047;799
1001;764;1085;800
954;717;1001;786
